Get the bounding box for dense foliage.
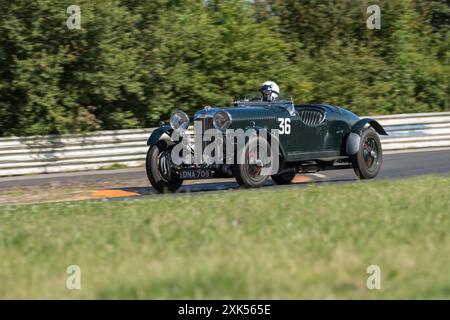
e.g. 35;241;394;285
0;0;448;136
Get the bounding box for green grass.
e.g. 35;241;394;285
0;175;449;299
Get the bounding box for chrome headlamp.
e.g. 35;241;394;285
213;111;232;131
170;111;190;131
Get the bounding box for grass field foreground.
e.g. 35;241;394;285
0;175;449;299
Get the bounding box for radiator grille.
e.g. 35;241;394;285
193;118;215;155
299;109;325;126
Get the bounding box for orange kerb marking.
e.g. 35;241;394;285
91;189;140;198
292;176;312;184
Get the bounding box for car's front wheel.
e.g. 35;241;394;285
146;141;183;193
234;137;272;188
351;128;383;179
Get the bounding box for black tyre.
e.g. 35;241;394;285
271;171;296;185
146;141;183;193
234;137;272;188
351;128;383;179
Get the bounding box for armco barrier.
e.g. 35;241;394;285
375;112;450;151
0;112;449;177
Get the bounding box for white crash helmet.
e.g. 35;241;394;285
260;81;280;102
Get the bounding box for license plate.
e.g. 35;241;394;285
180;169;212;180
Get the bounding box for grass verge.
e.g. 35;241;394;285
0;175;449;299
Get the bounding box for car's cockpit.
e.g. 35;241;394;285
234;93;297;116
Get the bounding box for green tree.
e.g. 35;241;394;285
0;0;448;136
0;0;144;135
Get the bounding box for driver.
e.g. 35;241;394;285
260;81;280;102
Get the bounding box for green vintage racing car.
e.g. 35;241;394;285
146;81;387;193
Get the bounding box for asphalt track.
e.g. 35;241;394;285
0;149;449;200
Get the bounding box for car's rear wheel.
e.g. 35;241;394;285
271;172;296;185
146;141;183;193
234;137;272;188
351;128;383;179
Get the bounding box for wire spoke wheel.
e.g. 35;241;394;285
234;137;272;188
146;141;183;193
245;150;263;178
351;128;383;179
157;151;171;182
362;137;379;173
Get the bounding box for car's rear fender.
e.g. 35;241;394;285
346;118;387;155
146;125;174;146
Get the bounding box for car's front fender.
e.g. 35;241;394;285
146;125;174;146
345;118;388;155
351;118;388;136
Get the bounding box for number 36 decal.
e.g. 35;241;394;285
278;118;291;135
